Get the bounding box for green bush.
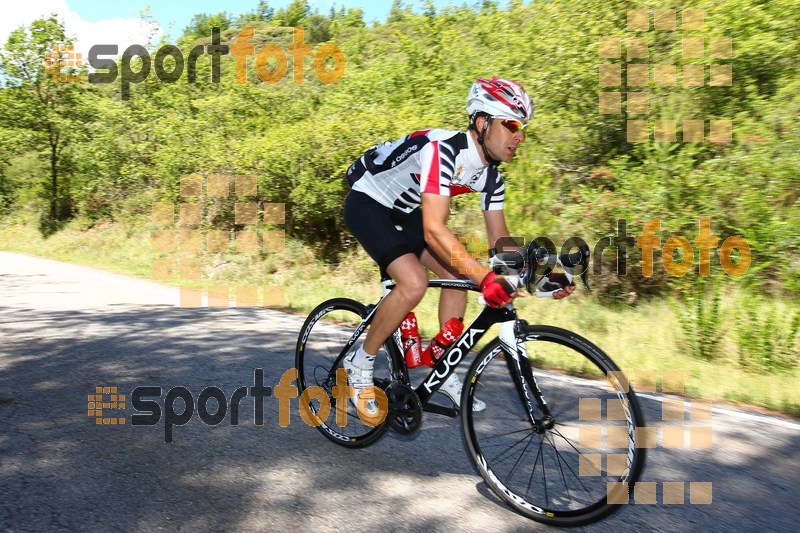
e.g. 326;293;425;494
673;277;725;361
736;297;800;373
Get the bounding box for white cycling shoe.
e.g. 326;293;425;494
441;373;486;412
344;352;485;414
343;351;380;416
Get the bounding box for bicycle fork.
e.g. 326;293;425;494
499;320;554;433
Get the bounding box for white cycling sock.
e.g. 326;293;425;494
350;345;376;369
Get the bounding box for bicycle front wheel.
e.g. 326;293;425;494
295;298;391;448
462;325;646;527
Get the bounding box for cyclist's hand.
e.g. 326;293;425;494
538;273;575;300
480;272;516;308
554;285;575;299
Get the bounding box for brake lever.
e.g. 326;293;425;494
523;242;591;294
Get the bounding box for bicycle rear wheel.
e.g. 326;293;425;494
295;298;391;448
462;325;646;527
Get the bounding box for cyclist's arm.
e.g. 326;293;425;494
482;209;514;253
422;193;489;285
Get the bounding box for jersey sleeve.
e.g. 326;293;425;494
418;140;457;197
480;167;505;211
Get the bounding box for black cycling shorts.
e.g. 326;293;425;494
344;191;426;275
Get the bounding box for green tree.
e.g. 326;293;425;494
0;125;15;212
275;0;310;27
256;1;275;22
0;0;796;295
306;12;332;43
237;1;275;25
0;16;89;229
388;0;409;23
183;12;232;38
340;7;366;28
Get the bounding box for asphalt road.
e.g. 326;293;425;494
1;251;798;531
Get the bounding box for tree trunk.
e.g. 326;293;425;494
49;128;59;220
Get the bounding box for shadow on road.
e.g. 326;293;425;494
1;299;799;530
0;303;494;529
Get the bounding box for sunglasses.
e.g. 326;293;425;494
497;118;528;133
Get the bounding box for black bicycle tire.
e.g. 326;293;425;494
461;324;646;527
295;297;391;448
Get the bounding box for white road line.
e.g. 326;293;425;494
544;372;800;430
637;392;800;430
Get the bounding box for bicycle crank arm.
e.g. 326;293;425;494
422;402;459;418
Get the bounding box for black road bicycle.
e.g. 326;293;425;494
294;242;646;527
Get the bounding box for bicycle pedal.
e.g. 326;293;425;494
373;378;391;390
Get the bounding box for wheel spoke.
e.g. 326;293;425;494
545;432;573;504
545;431;601;505
525;433;546;500
540;437;548;507
488;431;536;465
550;426;583;456
481;427;537;441
505;431;537;485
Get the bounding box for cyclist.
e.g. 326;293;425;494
343;77;574;413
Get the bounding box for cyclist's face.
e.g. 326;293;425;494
484;117;526;163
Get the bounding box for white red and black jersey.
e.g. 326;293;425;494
346;129;505;214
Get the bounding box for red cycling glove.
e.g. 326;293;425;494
480;272;515;308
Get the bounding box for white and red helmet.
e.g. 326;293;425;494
467;76;533;122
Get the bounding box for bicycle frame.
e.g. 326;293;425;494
298;242;645;525
330;278;553;430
